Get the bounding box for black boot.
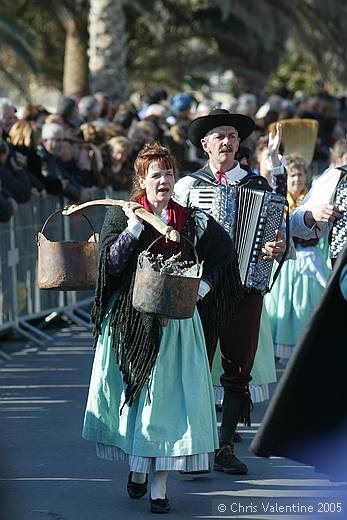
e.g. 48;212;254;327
214;443;248;474
214;391;248;474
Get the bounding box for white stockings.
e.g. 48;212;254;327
150;470;168;500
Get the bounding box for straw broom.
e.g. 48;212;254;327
268;118;319;166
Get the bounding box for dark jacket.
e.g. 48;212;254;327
0;189;14;222
10;145;45;192
0;164;31;204
251;244;347;480
63;159;94;188
38;144;81;201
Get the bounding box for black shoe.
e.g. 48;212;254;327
214;444;248;474
127;472;148;499
233;431;242;443
150;495;171;513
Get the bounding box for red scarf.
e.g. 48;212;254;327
139;195;186;252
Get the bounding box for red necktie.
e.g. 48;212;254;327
216;170;228;186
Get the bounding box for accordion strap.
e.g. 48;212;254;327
189;169;218;185
237;174;273;192
267;200;290;293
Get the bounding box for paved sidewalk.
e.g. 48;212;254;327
0;326;346;520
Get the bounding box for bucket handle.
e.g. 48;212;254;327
145;235;200;268
39;208;98;242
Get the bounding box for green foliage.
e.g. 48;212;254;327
1;0;347;101
0;12;37;72
0;0;65;97
268;44;320;96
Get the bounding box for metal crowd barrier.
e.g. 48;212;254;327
0;190;127;346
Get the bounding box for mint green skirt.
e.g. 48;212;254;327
82;297;219;459
265;245;330;359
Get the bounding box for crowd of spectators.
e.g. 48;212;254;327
1;84;347;222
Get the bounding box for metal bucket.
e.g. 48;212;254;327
132;236;202;319
37;209;99;290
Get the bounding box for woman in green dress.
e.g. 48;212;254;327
82;143;241;514
265;154;330;363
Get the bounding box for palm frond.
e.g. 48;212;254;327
0;9;38;73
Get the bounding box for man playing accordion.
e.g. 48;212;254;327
174;109;289;475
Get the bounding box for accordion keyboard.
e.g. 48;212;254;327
189;184;285;293
330;180;347;259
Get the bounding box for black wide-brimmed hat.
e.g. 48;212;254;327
188;108;255;150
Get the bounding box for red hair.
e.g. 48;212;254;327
129;143;177;201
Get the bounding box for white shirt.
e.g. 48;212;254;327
290;166;342;240
174;161;246;207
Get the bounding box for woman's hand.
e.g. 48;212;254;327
122;201;143;221
159;318;169;327
262;230;286;260
268;122;282;167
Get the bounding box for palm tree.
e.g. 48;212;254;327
55;0;90;96
89;0;128;100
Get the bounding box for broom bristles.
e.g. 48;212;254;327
268;118;319;166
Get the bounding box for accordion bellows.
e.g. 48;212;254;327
189;183;286;294
268;118;319;166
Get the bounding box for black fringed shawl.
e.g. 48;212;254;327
91;204;243;409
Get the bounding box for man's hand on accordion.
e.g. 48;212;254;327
262;230;286;260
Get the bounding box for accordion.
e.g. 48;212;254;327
330;180;347;259
189;180;286;293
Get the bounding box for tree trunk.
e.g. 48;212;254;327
88;0;128;101
63;19;89;96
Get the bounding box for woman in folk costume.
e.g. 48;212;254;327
82;143;242;514
265;153;330;363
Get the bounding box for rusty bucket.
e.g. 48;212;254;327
132;236;202;319
37;209;99;290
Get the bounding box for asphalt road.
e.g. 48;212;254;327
0;325;346;520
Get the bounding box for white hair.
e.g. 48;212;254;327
0;97;16;120
78;96;100;120
41;123;64;140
